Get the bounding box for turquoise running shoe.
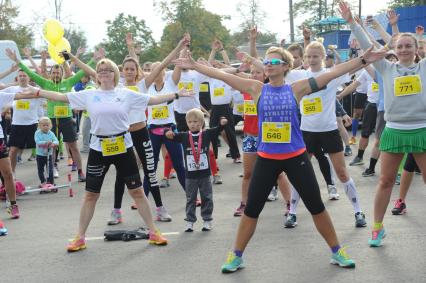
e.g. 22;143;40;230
369;228;386;247
0;220;8;236
221;252;244;273
330;247;356;268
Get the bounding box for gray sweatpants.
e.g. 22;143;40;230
185;176;213;223
81;116;91;152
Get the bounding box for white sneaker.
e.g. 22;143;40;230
53;167;59;179
327;185;340;200
185;221;194;232
156;206;172;222
107;209;122;225
267;187;278;201
159;178;170;188
202;221;212;231
213;174;223;184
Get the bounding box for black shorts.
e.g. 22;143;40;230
9;124;38;149
354;92;367;109
233;114;244;126
174;111;189;132
302;129;343;154
404;153;420;173
361;103;377;138
0;138;9;159
51;117;77;143
85;148;142;194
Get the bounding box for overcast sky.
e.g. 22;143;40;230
14;0;389;49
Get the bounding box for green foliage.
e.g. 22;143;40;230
64;27;87;54
100;13;158;65
156;0;230;60
388;0;426;8
0;0;33;51
229;29;277;47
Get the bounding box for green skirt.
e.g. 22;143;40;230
380;127;426;153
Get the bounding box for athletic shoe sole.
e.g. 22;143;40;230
330;259;356;268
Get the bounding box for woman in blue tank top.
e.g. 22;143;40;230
174;46;386;273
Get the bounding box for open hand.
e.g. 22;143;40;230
338;1;354;24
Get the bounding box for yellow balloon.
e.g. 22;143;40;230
48;38;71;65
43;19;64;45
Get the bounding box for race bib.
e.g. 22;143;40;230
262;122;291;143
302;97;323;115
54;106;69;117
178;82;194;91
244;100;257;115
101;136;126;156
236;104;244;114
394;75;422;97
213;88;225;97
199;83;209;92
151;106;169;120
16;100;30;110
371;82;379;92
186;153;208;171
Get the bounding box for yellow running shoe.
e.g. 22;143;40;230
148;230;168;246
67;235;86;252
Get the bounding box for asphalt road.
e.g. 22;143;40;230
1;133;426;283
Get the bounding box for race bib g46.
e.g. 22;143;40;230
178;82;194;91
302;97;323;115
54;106;69;117
213;88;225;97
101;136;126;156
262;122;291;143
244;100;257;115
394;75;422;97
16;100;30;110
151;106;169;120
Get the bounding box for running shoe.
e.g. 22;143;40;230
234;202;246;217
159;178;170;188
267;187;278;201
17;156;23;164
330;247;355;268
391;199;407;215
233;157;242;164
226;152;232;158
185;221;194;232
156;206;172;222
344;146;352;157
349;156;364;166
221;252;244;273
67;235;86;252
27;154;36;161
107;209;122;225
0;220;7;236
213;174;223;184
327;185;340;200
284;213;297;228
71;162;77;172
369;228;386;247
78;172;86;182
148;230;168;245
59;152;64;160
7;204;20;219
362;168;375;177
202;221;212;231
349;137;357;145
395;174;401;185
67;158;73;166
53;166;59;178
355;212;367;227
169;170;177;179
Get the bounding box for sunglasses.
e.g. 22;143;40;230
262;58;287;66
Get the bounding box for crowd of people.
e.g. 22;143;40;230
0;0;425;273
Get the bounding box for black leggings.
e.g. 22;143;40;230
210;104;240;159
313;149;334;186
404;153;420;173
244;152;325;218
113;127;163;209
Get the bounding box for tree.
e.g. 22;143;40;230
64;27;88;54
100;13;158;64
229;29;277;47
388;0;426;8
0;0;33;50
155;0;230;59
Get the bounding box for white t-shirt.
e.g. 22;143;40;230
285;69;308;84
354;70;368;93
138;75;178;125
66;88;149;151
0;92;16;138
291;68;350;132
209;79;234;105
174;70;207;113
357;70;379;104
3;86;45;125
118;84;147;124
232;91;244;116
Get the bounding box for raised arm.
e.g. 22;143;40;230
64;48;103;80
0;63;18;80
387;9;400;35
174;54;263;101
40;50;49;78
336;80;359;100
302;26;312;48
62;61;73;79
69;47;86;71
249;26;259;58
23;47;42;75
126;33;138;60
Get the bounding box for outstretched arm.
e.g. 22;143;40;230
0;63;18;80
17;87;69;102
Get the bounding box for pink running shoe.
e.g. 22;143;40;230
67;235;86;252
7;204;20;219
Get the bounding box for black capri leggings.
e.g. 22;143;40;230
244;152;325;218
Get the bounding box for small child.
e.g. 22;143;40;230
34;117;59;186
165;108;227;232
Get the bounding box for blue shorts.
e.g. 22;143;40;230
243;136;258;153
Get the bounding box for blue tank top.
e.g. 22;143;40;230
257;83;306;154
